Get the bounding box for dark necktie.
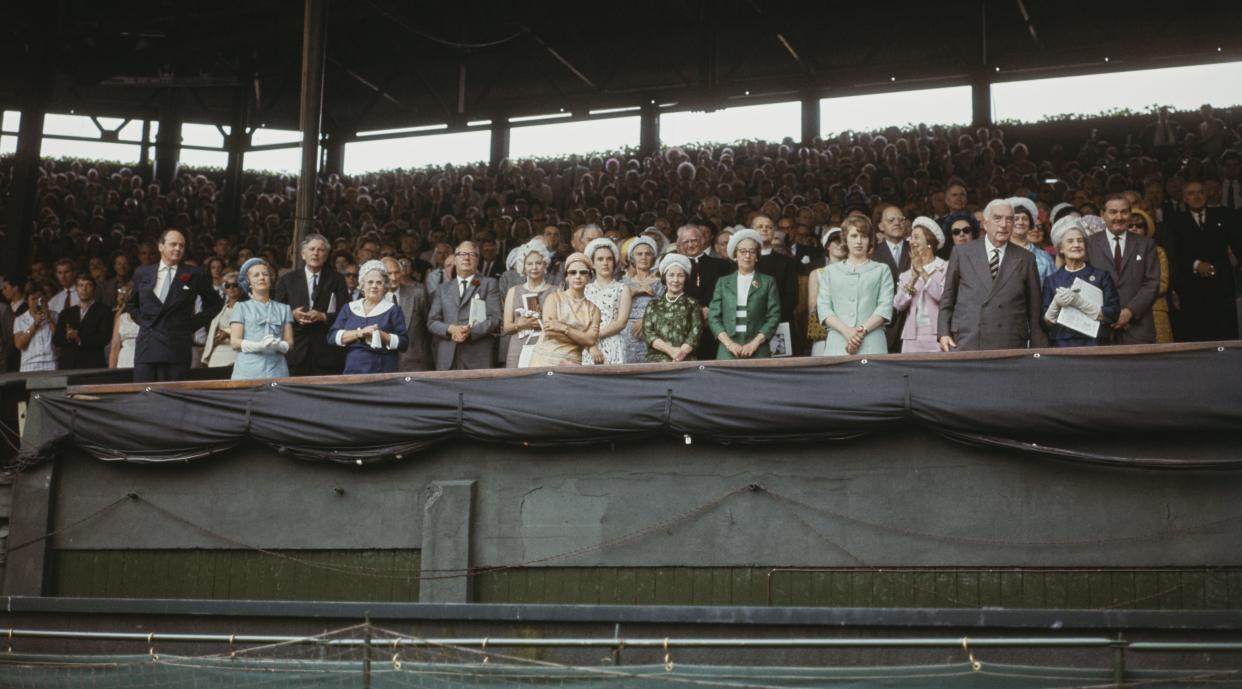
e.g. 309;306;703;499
1196;211;1205;229
310;273;319;306
1113;236;1123;274
988;248;999;279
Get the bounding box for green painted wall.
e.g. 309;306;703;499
51;550;421;601
50;552;1240;609
474;567;1242;609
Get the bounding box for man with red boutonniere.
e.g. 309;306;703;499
428;241;502;370
125;228;223;382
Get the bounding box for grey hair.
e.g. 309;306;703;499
675;224;700;239
299;233;329;251
982;198;1014;221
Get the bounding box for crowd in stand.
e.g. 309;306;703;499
2;104;1241;378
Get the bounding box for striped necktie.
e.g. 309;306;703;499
988;248;999;279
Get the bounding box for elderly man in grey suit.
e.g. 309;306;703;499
938;199;1049;351
380;257;431;371
1087;194;1160;345
427;241;502;370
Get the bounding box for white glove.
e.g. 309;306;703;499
240;339;265;353
1044;301;1062;324
257;334;278;350
273;338;290;354
1069;292;1101;320
1053;287;1075;308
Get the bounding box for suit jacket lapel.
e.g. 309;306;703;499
1121;234;1140;271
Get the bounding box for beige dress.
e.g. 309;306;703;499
527;290;601;367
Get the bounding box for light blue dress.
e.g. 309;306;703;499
1025;242;1057;286
816;259;895;356
230;298;293;379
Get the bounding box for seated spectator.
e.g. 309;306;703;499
1043;217;1121;347
201;271;241;369
500;241;554;368
230;258;293;380
642;253;701;363
14;281;57;372
526;252;601;367
893;217;948;353
816;216;894;356
329;259;409;374
52;274;110;369
708;229;780;360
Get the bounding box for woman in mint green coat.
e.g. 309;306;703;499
816;216;894;356
708;229;782;360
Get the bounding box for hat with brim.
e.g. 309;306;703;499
726;228;763;259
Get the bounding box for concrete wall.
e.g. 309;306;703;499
10;418;1242;602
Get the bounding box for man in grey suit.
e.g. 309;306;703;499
1087;194;1160;344
427;241;502;370
938;199;1049;352
380;257;431;371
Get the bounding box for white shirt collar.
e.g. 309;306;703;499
347;297;394;317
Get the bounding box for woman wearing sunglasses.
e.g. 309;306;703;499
527;252;602;366
201;270;243;369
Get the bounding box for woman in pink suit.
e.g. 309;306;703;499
893;217;948;353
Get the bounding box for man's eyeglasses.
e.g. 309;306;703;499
565;269;591;276
455;252;479;258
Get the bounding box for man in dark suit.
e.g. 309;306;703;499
427;241;502;370
938;200;1048;351
872;205;912;352
477;238;505;279
677;224;731;359
53;275;111;369
751;215;799;325
274;234;350;376
1086;194;1161;345
125;228;223;382
1164;181;1242;341
381;257;432;371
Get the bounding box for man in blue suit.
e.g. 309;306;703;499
125;228;222;382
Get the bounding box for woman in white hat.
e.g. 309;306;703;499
500;241;554;368
707;228;781;359
1008;196;1056;286
816;215;894;356
581;237;632;365
641;253;702;362
621;236;664;363
1041;217;1120;347
806;227;844;356
892;217;948;353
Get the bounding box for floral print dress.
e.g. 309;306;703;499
582;281;627;365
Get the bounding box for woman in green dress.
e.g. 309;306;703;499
707;229;781;360
642;253;701;362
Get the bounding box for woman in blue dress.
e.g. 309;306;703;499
328;259;409;374
229;258;293;380
816;216;894;356
1041;217;1120;347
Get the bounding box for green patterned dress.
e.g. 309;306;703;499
642;293;702;362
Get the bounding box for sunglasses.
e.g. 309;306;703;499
565;269;591;276
223;282;240;289
951;228;973;235
343;272;358;278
